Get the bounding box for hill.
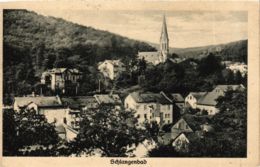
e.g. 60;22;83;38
148;39;247;62
3;9;156;98
4;9;155;74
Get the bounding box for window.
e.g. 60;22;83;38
137;114;140;118
63;118;67;124
168;120;170;124
144;114;147;119
165;114;168;118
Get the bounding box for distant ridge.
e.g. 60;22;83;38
148;39;247;61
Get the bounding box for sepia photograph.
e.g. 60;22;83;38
1;1;254;160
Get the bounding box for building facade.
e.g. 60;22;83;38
41;68;82;94
124;92;173;124
98;60;126;80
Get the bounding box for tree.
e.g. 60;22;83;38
198;53;222;76
70;105;147;157
234;71;243;84
3;109;18;155
144;121;160;142
3;108;60;156
148;145;180;157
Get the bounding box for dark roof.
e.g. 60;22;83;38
182;114;210;131
197;91;219;106
62;96;98;109
94;94;122;105
170;93;184;102
130;92;172;104
14;96;63;108
44;68;81;74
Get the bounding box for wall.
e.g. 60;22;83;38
197;105;218;115
40;108;67;125
185;94;197;109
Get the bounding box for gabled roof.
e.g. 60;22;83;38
182;114;210;131
14;96;63;108
188;92;207;100
94;94;122;105
62;96;98;110
169;93;184;102
197;91;219;106
171;117;194;132
129;92;172;104
45;68;81;74
138;52;160;64
173;132;199;144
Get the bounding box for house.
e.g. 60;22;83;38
226;62;247;76
98;60;126;80
137;15;169;65
171;117;194;134
185;92;207;109
124;92;173;124
94;94;123;109
171;132;199;152
196;84;245;115
13;96;66;126
41;68;82;93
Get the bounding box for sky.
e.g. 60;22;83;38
30;9;247;48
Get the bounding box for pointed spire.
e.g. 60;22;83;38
161;14;169;41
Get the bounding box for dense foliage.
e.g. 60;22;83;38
140;53;246;95
3;109;60;156
68;105;147;157
3;9;155;100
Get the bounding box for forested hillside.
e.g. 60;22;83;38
3;9;155;98
150;40;247;62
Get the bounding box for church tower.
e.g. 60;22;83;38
159;14;169;63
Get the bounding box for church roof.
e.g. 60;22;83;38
160;15;169;41
138;51;160;64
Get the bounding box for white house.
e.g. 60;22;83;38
171;132;199;152
124;92;173;125
13;95;83;141
226;62;247;76
98;60;126;80
185;92;207;109
196;84;245;115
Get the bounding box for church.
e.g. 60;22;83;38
137;15;169;65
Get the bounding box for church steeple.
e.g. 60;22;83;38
159;14;169;63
